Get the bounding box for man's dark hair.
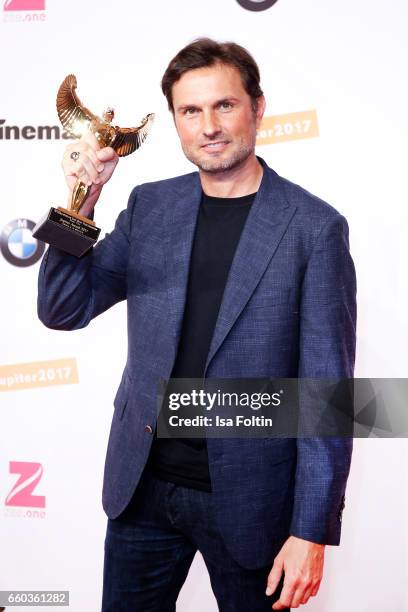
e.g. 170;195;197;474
161;38;264;113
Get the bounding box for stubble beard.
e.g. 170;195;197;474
183;139;255;174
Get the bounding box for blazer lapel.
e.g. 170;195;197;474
162;172;202;357
204;163;297;373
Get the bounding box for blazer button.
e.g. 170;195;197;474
144;424;153;434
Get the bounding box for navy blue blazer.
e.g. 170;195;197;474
38;158;356;569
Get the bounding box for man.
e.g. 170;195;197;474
38;39;356;611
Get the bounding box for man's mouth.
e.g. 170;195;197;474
201;141;230;151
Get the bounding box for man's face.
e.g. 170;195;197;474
171;62;265;173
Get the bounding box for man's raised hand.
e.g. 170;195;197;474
62;130;119;218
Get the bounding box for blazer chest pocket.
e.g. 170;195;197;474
245;287;295;310
113;371;131;421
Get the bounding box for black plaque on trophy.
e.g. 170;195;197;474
33;207;100;257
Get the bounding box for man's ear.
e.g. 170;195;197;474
255;95;266;128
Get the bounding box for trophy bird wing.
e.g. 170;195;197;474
57;74;97;138
111;113;155;157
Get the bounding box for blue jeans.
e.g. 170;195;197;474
102;468;288;611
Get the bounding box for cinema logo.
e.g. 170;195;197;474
4;461;46;519
3;0;46;22
257;110;319;145
0;358;79;392
0;119;73;140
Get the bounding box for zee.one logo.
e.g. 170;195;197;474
3;0;46;22
236;0;279;11
4;0;45;9
4;461;46;519
1;218;45;267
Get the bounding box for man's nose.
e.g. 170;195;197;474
201;110;221;138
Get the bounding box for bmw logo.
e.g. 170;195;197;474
236;0;279;11
1;219;45;267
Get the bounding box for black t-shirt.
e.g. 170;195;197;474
147;190;256;490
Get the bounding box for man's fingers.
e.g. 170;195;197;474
272;578;296;610
310;578;321;598
61;135;118;203
80;156;101;185
66;161;94;187
290;581;310;608
84;147;104;171
272;573;318;609
97;146;118;162
268;536;325;609
63;147;106;187
265;559;283;597
300;584;314;605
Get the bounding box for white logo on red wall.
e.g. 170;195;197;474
3;0;46;22
4;461;46;519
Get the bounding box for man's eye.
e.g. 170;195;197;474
219;102;232;110
185;108;197;115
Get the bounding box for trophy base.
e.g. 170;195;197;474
32;207;101;257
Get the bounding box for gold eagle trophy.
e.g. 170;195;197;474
33;74;154;257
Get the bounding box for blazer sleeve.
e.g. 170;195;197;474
37;186;138;330
289;213;357;545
